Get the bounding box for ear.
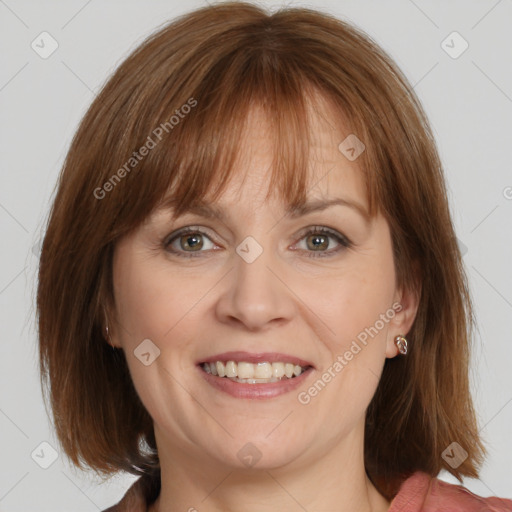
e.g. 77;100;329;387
385;276;421;359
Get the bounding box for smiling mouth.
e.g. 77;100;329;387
199;360;312;384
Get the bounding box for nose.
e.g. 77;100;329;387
215;244;295;332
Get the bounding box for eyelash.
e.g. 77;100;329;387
163;225;352;259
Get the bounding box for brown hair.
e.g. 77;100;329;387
36;1;485;499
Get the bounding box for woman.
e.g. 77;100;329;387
36;2;512;511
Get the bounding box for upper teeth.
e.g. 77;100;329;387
201;361;307;379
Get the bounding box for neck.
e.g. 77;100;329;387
149;427;390;512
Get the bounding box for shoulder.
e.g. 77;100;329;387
102;471;161;512
388;471;512;512
101;478;146;512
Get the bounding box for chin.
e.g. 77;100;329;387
201;431;310;472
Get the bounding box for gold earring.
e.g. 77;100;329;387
105;324;116;349
394;335;408;355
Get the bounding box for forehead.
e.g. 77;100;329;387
152;104;369;228
142;85;374;231
201;99;366;207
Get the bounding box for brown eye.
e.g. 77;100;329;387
295;226;351;258
164;225;351;259
178;233;204;251
164;228;216;257
306;233;330;251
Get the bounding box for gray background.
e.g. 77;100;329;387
1;0;511;510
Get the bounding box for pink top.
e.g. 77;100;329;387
103;471;512;511
388;472;512;511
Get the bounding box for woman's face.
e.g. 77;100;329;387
110;101;417;473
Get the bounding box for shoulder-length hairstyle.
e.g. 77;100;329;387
37;1;484;499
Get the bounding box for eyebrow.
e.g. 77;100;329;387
286;198;370;222
159;197;370;223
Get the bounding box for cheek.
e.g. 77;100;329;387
299;264;396;433
302;227;396;401
307;254;395;346
111;246;215;410
111;250;203;424
113;244;200;347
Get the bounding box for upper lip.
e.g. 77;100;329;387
198;351;314;368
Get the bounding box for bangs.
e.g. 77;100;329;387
100;38;378;237
143;89;371;226
152;66;313;220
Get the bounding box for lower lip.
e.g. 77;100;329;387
197;365;314;399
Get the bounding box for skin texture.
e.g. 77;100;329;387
109;99;419;512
